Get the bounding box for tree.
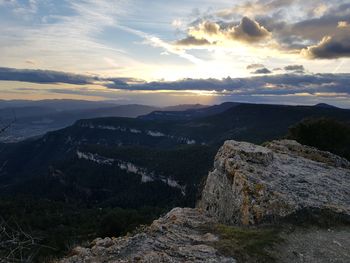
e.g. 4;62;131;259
287;118;350;161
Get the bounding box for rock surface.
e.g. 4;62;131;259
275;227;350;263
60;208;236;263
198;139;350;225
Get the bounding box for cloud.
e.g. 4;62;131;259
0;0;134;74
246;64;265;69
0;67;147;88
116;24;203;64
337;21;349;28
247;64;276;74
0;67;98;84
176;16;271;47
310;3;329;17
217;0;294;18
301;35;350;59
197;21;221;35
25;60;36;65
211;2;350;59
0;0;15;6
0;0;38;16
175;36;211;46
2;67;350;106
284;65;304;71
284;65;305;73
252;68;272;74
104;73;350;100
269;3;350;52
228;17;271;43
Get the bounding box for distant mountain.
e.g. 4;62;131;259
0;104;160;142
161;104;207;112
0;100;212;142
139;102;239;121
0;99;208;112
0;99;117;111
0;106;58;118
313;103;338;109
1;102;349;209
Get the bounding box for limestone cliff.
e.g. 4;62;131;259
60;140;350;263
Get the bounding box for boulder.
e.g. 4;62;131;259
198;140;350;225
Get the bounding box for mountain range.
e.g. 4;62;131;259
0;100;209;143
1;102;349;209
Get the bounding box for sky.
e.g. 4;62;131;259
0;0;350;107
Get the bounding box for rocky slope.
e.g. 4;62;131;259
60;208;236;263
60;140;350;262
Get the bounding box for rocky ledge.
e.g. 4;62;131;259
60;140;350;263
60;207;236;263
199;139;350;225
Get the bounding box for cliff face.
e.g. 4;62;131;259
198;139;350;225
60;140;350;263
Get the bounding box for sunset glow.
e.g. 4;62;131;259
0;0;349;106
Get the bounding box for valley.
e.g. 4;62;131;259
0;101;350;261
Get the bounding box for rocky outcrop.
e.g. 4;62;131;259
60;208;236;263
198;139;350;225
60;139;350;262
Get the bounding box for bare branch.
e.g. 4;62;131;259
0;217;47;263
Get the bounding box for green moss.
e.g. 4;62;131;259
205;224;283;263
